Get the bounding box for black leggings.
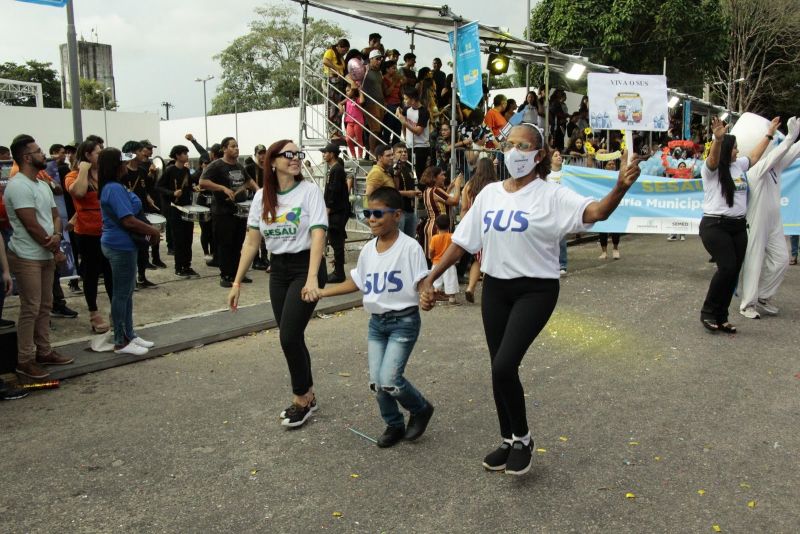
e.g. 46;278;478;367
699;216;747;323
74;234;112;312
269;250;327;396
213;213;246;279
598;233;621;248
481;275;560;438
170;208;194;270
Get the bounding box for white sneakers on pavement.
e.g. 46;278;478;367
739;306;761;320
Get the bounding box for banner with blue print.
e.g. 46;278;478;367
16;0;67;6
560;163;800;235
448;21;482;110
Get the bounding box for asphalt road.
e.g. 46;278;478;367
2;234;799;533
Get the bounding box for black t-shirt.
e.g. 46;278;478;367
124;165;155;213
393;161;417;212
201;159;251;215
157;165;193;206
244;162;264;188
323;161;350;226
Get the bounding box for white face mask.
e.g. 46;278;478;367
503;148;539;179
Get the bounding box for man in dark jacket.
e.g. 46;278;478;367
321;143;350;283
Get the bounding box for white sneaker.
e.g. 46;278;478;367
559;269;567;275
667;235;677;241
114;342;149;356
131;336;155;348
90;330;115;352
739;306;761;319
598;252;607;260
680;235;686;241
612;249;620;260
757;298;779;315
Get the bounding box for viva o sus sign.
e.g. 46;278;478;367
587;73;668;131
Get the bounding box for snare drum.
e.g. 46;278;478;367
235;200;252;218
146;213;167;233
180;204;211;223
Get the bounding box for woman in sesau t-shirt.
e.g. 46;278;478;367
227;139;328;429
419;123;642;476
65;139;112;334
698;116;779;333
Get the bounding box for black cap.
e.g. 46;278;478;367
139;139;157;149
122;140;144;153
254;144;266;154
320;143;340;154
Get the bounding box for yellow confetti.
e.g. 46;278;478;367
712;525;722;532
697;489;706;495
559;436;568;442
332;512;343;518
250;469;258;475
739;482;751;489
625;492;636;499
747;500;757;509
535;448;547;453
350;474;359;478
338;372;351;377
654;456;662;461
628;441;639;446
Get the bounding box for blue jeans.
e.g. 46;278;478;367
400;210;417;239
791;235;799;258
102;246;138;346
559;237;568;270
367;309;428;428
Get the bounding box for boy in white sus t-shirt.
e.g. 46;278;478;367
304;187;434;448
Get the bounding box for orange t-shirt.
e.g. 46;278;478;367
484;108;508;143
64;170;103;236
429;231;452;265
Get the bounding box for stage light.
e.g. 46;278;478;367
487;53;509;75
565;63;586;80
668;96;680;108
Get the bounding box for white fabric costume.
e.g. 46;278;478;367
739;117;800;314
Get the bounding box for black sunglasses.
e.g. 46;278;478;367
363;208;399;219
277;151;306;160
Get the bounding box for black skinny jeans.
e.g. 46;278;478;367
598;233;621;248
481;275;560;439
269;249;327;396
213;213;246;279
200;219;214;256
169;207;194;270
327;224;346;275
699;216;747;324
74;234;112;312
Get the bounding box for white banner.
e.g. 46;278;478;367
587;73;668;131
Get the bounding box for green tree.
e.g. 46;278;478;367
75;78;117;110
210;4;347;114
0;60;61;108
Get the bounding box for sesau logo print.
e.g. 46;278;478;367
363;271;403;294
482;210;529;233
263;207;302;238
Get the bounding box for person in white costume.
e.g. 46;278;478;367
739;116;800;319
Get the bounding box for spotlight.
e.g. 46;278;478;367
565;63;586;80
487;53;509;75
668;96;680;108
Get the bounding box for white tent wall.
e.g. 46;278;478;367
0;107;159;151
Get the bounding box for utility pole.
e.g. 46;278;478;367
161;101;174;120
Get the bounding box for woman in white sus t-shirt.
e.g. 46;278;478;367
698;115;778;333
228;139;329;430
419;123;642;476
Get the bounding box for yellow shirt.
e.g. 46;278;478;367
323;48;345;77
366;165;395;193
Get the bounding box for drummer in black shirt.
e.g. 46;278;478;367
156;145;199;278
244;144;270;271
199;137;258;287
121;140;161;289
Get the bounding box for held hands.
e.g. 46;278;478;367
711;116;727;140
418;277;435;311
301;278;322;303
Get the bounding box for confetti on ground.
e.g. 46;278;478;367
625;492;636;499
712;525;722;532
697;489;706;495
350;474;359;478
559;436;569;442
628;441;639;446
332;512;342;518
739;482;751;489
536;448;547;453
654;456;662;461
250;469;258;475
747;500;757;509
338;372;351;377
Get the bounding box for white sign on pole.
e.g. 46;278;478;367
587;73;668;132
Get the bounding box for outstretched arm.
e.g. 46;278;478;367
778;117;800;171
749;116;799;179
748;116;781;166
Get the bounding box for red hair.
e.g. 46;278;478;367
261;139;303;223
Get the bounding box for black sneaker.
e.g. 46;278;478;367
205;258;220;267
51;305;78;318
137;278;157;289
505;440;533;476
0;318;15;330
241;276;253;284
1;384;29;400
152;259;168;269
176;269;191;278
327;272;346;284
144;262;158;271
280;403;315;428
252;260;268;271
167;248;175;256
404;402;434;441
280;397;318;418
377;425;405;448
219;277;233;288
482;442;512;471
184;267;200;278
68;280;83;294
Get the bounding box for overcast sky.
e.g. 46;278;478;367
3;0;534;119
